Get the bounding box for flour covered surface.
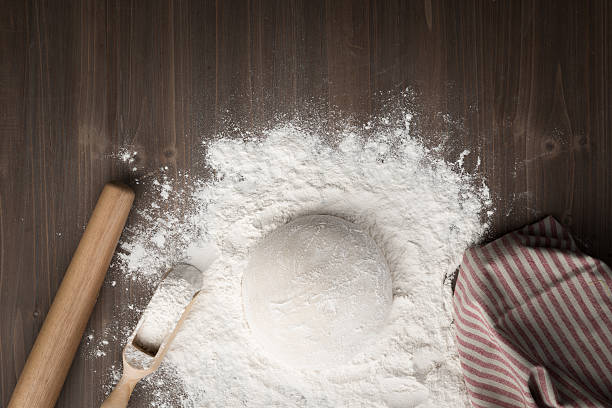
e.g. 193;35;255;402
243;214;392;369
100;105;492;407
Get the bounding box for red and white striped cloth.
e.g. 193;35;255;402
453;216;612;407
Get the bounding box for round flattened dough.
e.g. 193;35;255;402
242;215;393;369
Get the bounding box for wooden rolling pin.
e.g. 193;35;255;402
8;182;135;408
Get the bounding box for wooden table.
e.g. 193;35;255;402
1;1;611;406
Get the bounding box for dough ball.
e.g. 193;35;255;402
242;215;392;369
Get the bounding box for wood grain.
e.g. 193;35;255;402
1;1;611;406
8;183;134;408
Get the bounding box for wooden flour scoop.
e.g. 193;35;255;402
101;263;202;408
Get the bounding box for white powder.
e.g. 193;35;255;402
124;343;155;370
133;264;200;354
105;107;491;407
243;214;393;370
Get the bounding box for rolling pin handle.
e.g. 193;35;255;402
8;182;134;408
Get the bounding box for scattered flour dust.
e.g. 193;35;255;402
102;109;492;407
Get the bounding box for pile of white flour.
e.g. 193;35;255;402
102;110;491;407
242;214;394;370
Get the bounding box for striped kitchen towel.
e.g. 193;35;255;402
453;216;612;407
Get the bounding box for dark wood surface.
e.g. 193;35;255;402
1;1;610;406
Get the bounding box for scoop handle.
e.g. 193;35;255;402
100;372;139;408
